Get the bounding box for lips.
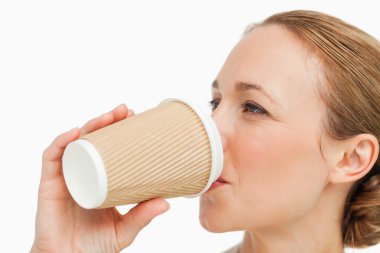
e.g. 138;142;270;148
216;177;228;184
205;175;230;193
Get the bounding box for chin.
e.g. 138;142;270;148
199;195;232;233
199;213;230;233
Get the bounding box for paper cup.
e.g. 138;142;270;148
62;98;223;209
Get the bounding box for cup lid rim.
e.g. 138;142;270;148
62;139;108;209
159;98;224;196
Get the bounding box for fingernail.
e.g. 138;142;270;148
115;103;127;111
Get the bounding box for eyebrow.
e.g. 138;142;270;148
212;79;277;105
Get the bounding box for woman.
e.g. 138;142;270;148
30;10;380;253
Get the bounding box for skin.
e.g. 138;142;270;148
199;25;378;253
31;24;378;253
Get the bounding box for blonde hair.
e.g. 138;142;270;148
245;10;380;248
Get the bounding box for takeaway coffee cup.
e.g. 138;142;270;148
62;98;223;209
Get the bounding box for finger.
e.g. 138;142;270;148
43;127;80;162
128;109;135;117
112;103;130;122
42;127;80;180
79;104;129;136
116;198;170;249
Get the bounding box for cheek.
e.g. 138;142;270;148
232;124;328;226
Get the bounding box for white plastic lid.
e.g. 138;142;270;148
159;98;224;196
62;139;108;209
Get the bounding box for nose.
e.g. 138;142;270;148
211;109;228;153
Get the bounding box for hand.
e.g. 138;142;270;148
30;104;170;253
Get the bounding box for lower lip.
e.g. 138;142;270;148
206;180;228;193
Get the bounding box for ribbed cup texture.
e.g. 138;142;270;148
81;100;212;208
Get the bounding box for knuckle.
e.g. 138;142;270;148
42;147;51;160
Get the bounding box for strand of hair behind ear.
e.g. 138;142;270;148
344;164;380;247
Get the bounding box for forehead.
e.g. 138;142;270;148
216;25;322;112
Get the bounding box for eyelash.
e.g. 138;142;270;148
208;99;268;116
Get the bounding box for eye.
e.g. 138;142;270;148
208;99;268;116
208;99;220;111
241;101;268;115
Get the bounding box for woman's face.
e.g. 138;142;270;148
199;25;330;232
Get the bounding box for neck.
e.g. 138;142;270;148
240;183;349;253
240;225;344;253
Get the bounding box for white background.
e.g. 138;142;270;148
0;1;379;252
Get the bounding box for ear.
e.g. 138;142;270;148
328;134;379;184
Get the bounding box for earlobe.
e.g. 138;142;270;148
328;134;379;184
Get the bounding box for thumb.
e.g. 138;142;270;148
115;198;170;249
